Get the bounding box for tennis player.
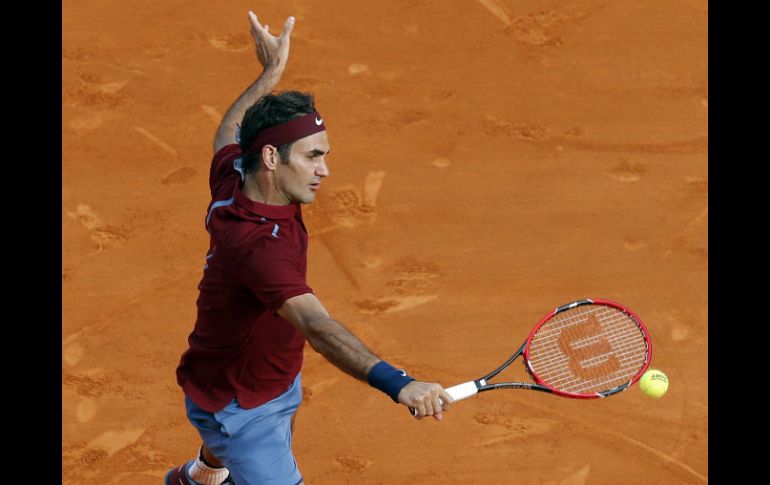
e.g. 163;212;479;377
165;11;454;485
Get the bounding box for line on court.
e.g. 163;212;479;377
599;428;707;483
201;105;223;125
509;399;708;483
133;127;178;158
475;0;512;27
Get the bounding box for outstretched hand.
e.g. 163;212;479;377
248;11;295;75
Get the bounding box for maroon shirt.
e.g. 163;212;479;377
176;144;313;413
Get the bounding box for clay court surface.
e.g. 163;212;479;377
62;0;708;483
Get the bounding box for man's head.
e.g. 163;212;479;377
239;91;330;204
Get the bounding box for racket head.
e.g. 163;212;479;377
522;298;652;399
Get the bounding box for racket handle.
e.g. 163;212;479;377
408;380;479;417
445;381;480;401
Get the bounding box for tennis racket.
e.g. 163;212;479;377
411;298;652;416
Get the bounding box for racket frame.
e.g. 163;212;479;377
447;298;653;401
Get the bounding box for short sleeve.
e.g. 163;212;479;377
210;144;242;195
235;236;313;313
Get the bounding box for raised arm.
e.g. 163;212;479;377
213;12;295;154
278;293;454;419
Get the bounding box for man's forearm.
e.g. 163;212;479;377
304;316;381;381
214;69;283;152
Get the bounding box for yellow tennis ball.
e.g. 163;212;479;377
639;369;669;398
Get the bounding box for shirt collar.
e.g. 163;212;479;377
233;180;300;220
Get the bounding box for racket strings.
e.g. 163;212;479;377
544;308;646;391
526;304;648;395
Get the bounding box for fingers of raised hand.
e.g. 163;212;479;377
281;16;295;38
248;12;275;42
248;11;262;33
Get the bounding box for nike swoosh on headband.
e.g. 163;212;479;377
248;112;326;153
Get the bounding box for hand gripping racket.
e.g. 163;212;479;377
410;298;652;416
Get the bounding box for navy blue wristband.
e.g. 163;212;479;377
367;360;415;403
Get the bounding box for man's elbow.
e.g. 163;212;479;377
213;127;237;154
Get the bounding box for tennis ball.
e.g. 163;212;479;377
639;369;669;398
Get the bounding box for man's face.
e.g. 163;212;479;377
274;130;330;204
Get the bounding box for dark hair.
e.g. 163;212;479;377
239;91;316;173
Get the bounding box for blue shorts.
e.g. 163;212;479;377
184;373;303;485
